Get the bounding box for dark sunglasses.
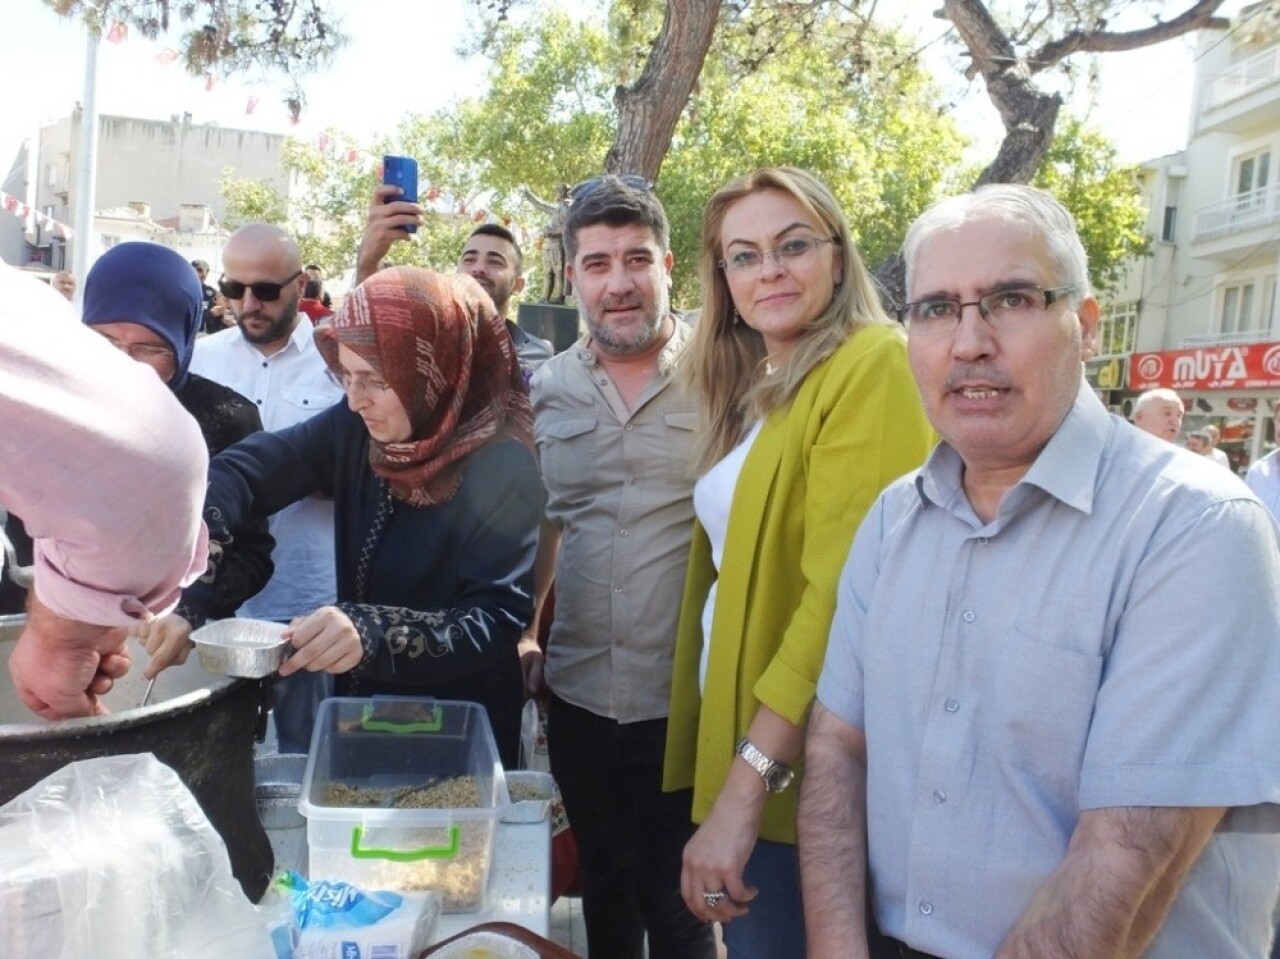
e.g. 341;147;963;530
569;174;654;203
218;270;302;302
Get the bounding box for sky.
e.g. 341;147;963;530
0;0;1248;183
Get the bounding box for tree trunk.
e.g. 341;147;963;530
604;0;720;179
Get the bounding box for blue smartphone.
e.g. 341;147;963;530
382;154;418;234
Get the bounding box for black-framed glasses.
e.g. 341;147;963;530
218;270;303;302
899;286;1076;334
719;236;836;275
568;174;654;204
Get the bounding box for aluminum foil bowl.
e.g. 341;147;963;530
192;619;289;679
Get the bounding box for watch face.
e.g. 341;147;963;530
766;766;794;793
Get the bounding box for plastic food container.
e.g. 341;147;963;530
191;619;289;679
300;697;507;913
500;770;553;824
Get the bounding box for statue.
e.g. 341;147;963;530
523;184;571;304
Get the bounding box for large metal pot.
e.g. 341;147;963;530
0;615;274;901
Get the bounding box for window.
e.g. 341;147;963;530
1221;282;1259;334
1234;149;1272;211
100;234;121;250
1161;206;1177;242
45;163;57;187
1099;300;1139;357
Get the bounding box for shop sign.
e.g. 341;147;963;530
1085;356;1125;390
1128;342;1280;391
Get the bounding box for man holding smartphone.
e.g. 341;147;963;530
355;185;553;375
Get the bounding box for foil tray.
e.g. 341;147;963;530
192;619;289;679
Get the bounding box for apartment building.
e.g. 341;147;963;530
1102;2;1280;470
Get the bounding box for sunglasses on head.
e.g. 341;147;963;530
218;270;302;302
568;174;654;203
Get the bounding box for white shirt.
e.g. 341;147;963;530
190;319;344;620
1246;449;1280;521
1210;447;1231;468
693;420;762;691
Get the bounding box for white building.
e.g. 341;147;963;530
1102;2;1280;470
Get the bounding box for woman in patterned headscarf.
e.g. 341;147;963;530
155;267;543;765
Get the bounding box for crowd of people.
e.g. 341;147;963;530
2;169;1278;959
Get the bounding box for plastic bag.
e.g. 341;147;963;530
0;753;273;959
519;697;551;772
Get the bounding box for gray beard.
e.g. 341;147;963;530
581;292;669;357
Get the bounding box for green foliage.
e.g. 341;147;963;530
1031;115;1150;298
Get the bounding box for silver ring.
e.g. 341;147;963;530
702;890;727;909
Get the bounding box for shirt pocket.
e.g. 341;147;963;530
992;628;1103;803
663;410;699;483
280;384;337;421
537;413;598;490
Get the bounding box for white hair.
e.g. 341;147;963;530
903;184;1091;303
1133;388;1183;418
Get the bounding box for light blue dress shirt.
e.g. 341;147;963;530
818;382;1280;959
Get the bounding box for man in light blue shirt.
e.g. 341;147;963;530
799;185;1280;959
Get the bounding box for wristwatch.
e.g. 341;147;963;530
735;737;794;793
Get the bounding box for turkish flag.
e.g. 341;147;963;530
106;21;127;43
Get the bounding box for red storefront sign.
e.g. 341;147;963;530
1128;342;1280;391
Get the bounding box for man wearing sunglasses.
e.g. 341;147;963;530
190;223;344;752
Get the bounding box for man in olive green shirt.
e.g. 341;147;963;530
525;175;713;959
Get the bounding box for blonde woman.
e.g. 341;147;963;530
664;167;934;956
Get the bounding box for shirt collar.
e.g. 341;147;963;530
916;378;1111;517
575;313;690;375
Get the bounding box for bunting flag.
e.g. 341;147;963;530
0;191;74;239
155;48;178;66
106;21;128;43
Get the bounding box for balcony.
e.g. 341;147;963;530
1199;45;1280;134
1191;185;1280;259
1182;329;1275;348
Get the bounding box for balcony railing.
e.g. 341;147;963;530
1204;45;1280;110
1182;329;1274;348
1193;184;1280;241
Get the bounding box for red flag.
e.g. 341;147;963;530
346;149;358;163
155;48;178;66
246;96;259;115
106;21;127;44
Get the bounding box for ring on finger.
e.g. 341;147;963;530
702;890;727;909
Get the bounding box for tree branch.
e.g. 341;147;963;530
1030;0;1230;74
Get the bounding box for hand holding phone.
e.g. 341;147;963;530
382;155;419;234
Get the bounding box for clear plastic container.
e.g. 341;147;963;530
299;697;508;913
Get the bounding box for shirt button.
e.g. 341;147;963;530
962;609;976;623
261;361;268;369
944;698;959;713
256;399;263;405
978;537;989;546
919;900;933;916
620;528;629;537
933;789;947;804
624;423;634;431
613;586;623;594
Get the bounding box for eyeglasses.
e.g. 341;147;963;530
218;270;303;302
97;333;176;364
329;369;393;395
899;286;1076;334
568;174;654;204
719;236;836;275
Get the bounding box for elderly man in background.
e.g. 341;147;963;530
1132;387;1184;442
50;270;75;302
800;185;1280;959
0;265;208;719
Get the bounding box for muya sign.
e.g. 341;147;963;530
1129;342;1280;391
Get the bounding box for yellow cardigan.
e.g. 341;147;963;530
663;323;935;844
